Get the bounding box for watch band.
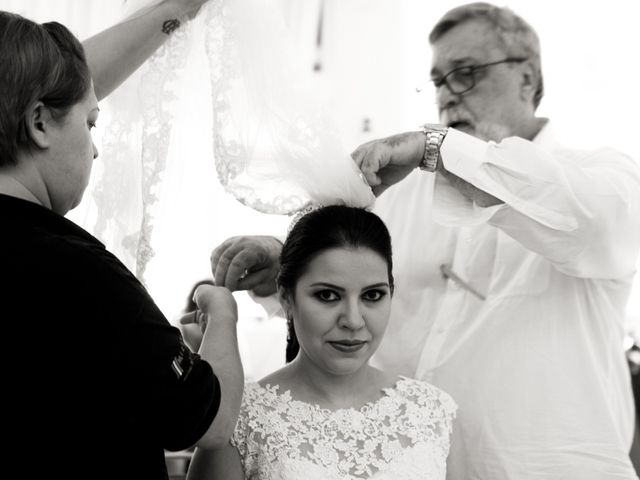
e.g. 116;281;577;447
419;123;448;172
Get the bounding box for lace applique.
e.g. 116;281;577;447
232;377;456;480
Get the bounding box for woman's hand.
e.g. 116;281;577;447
180;285;237;334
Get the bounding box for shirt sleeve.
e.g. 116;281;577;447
434;128;640;279
132;301;222;451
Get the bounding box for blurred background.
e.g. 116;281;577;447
1;0;638;381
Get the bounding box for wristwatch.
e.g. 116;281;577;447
419;123;448;172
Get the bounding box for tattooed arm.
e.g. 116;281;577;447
351;131;425;197
84;0;210;101
352;129;501;205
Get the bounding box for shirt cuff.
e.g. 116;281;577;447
440;128;489;180
432;172;504;226
433;129;504;226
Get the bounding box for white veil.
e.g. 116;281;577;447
204;0;374;214
74;0;375;326
89;0;373;285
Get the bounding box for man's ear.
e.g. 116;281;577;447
519;62;537;103
25;101;53;149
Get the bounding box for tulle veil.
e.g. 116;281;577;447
87;0;374;286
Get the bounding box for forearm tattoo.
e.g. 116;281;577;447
162;18;181;35
383;131;415;148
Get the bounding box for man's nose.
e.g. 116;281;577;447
436;83;460;113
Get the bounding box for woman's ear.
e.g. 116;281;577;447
25;101;53;149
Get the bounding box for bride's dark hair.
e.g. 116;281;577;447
277;205;394;363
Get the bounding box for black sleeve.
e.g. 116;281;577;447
129;301;222;451
50;235;222;451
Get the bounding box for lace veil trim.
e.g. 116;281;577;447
94;0;374;280
203;0;374;215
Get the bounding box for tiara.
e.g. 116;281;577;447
287;203;324;235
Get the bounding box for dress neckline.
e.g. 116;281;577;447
252;375;413;414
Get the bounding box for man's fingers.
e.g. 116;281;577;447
210;236;280;292
351;147;365;166
211;237;238;271
236;267;271;291
224;250;260;291
352;144;389;188
362;169;381;187
360;152;383;187
212;242;247;287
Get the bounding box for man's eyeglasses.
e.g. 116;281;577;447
432;57;528;95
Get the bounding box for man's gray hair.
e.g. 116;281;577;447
429;2;544;109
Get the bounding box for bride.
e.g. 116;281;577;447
186;205;456;480
97;2;457;477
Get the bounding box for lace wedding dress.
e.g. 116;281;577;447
231;377;456;479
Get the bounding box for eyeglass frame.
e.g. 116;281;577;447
432;57;529;95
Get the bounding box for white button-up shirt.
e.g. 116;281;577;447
373;122;640;479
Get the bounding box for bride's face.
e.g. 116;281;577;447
287;246;392;376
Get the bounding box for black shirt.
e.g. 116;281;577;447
0;194;220;479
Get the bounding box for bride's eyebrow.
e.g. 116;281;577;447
309;282;344;291
363;283;389;290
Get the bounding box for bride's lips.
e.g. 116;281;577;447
328;340;367;353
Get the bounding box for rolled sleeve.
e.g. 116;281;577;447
434;128;640;278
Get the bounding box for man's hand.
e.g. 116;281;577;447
211;236;282;297
351;131;426;196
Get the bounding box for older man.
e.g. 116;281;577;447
211;3;640;478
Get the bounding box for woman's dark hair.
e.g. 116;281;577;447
0;11;92;166
277;205;394;363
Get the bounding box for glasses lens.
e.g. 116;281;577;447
448;67;474;94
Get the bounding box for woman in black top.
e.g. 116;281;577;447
0;11;243;479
